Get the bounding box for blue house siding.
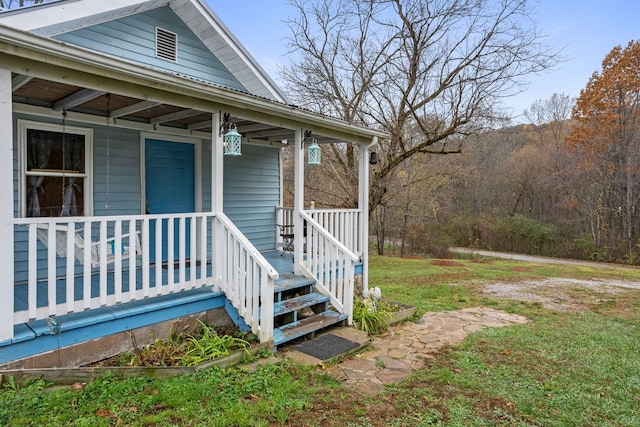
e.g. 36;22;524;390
53;7;247;93
223;145;280;251
92;125;142;216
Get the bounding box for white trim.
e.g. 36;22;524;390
359;138;377;296
0;68;14;342
17;119;94;218
0;25;388;145
211;111;223;213
293;128;304;275
185;0;289;103
140;132;202;216
0;0;170;35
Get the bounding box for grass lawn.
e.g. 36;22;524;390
1;255;639;426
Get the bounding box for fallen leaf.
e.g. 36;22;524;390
95;408;111;418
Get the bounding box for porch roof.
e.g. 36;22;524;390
0;21;389;146
0;0;288;103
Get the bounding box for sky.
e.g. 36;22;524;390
209;0;640;122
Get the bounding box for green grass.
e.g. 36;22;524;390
2;254;640;426
0;360;322;426
369;254;640;314
384;312;640;426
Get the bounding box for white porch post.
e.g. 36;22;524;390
211;111;224;213
211;112;224;289
0;68;14;341
293;129;304;274
359;137;377;296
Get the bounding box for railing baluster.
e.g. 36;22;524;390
152;217;161;296
167;218;175;293
128;219;137;300
190;215;197;283
27;225;37;320
114;219;123;304
99;221;108;307
65;222;75;314
46;224;56;316
82;221;92;310
178;216;186;290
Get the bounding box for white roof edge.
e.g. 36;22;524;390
188;0;289;104
0;24;388;144
0;0;289;103
0;0;170;35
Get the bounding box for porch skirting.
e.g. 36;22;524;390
0;287;228;368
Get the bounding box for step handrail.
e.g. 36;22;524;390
298;211;357;324
213;213;278;343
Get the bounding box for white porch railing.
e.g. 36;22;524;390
300;212;359;325
298;211;358;324
11;212;277;343
213;213;277;343
276;207;362;257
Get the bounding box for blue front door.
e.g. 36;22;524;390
145;139;195;263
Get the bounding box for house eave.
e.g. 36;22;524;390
0;24;387;145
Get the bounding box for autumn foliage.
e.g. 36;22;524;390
567;40;640;153
565;40;640;257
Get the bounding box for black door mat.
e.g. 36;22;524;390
293;333;360;361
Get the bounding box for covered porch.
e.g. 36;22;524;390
0;23;385;365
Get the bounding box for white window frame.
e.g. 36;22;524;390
18;119;94;218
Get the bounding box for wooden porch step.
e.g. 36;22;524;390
273;276;315;300
273;311;347;347
273;292;329;317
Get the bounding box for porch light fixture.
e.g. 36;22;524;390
224;123;242;156
307;138;321;165
369;151;379;165
220;113;242;156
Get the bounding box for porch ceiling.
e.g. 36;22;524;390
12;75;303;143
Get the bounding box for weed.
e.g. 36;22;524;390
180;321;250;366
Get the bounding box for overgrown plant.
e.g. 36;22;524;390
353;287;394;335
180;321;250;366
116;321;252;367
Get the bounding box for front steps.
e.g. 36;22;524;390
272;276;346;348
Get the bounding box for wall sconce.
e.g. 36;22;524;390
369;151;379;165
220;113;242;156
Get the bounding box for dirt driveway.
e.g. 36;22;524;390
481;277;640;312
449;247;640;312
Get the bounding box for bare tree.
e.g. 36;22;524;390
283;0;560;215
524;92;574;143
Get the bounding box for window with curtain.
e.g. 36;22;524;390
21;121;91;217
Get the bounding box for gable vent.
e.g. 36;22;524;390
156;27;178;62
